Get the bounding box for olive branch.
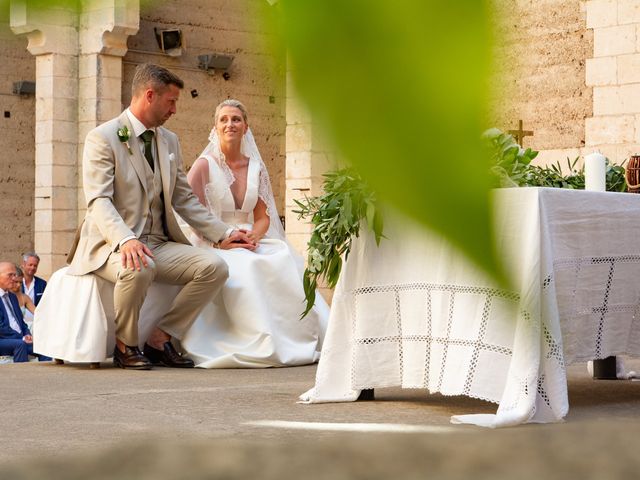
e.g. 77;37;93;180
294;167;384;318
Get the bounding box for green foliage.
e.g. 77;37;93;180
293;168;383;318
269;0;505;285
486;128;627;192
605;162;628;192
485;128;539;188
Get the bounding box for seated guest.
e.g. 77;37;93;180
11;266;36;330
0;262;49;362
21;252;46;329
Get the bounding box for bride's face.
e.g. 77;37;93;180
216;106;248;146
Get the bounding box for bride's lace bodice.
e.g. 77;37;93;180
190;127;287;242
203;155;259;228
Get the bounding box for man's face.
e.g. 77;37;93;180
22;257;38;277
147;84;180;127
0;265;17;291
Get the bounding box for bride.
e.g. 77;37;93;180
179;99;329;368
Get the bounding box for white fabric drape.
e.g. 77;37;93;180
33;268;180;362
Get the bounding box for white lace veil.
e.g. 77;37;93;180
196;127;287;242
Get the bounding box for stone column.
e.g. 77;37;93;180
284;73;335;257
585;0;640;162
10;0;139;277
11;1;80;276
77;0;139;221
285;66;336;302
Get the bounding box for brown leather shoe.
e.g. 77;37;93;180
144;341;194;368
113;345;153;370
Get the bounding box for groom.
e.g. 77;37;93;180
68;63;254;369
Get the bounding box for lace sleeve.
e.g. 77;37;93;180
186;157;209;207
258;162;286;240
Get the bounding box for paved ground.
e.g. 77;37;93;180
0;358;639;478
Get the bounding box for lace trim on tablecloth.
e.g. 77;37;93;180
349;283;526;404
550;254;640;361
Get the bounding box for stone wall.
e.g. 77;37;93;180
0;6;35;264
122;0;286;211
491;0;592;165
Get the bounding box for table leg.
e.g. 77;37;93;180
357;389;375;401
592;356;617;379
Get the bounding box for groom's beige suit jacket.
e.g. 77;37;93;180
67;111;228;275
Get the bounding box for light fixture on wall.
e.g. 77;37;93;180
197;54;234;77
12;81;35;96
154;28;184;57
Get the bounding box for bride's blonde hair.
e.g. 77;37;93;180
214;99;248;124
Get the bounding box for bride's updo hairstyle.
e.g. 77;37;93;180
214;99;248;124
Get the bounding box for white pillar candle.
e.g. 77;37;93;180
585;152;606;192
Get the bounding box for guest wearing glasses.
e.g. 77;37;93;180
0;262;49;363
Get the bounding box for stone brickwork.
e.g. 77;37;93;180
122;0;286;211
0;7;35;265
491;0;593;166
585;0;640;162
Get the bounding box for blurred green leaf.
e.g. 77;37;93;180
271;0;504;284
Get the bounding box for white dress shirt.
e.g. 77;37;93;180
22;278;35;326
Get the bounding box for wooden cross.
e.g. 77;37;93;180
508;120;534;146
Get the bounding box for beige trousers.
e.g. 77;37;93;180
94;235;229;346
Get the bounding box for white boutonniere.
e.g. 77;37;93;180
169;153;175;161
117;125;132;154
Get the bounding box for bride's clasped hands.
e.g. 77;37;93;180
219;229;256;250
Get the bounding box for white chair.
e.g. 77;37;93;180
33;267;181;366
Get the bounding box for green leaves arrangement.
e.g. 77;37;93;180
486;128;539;188
293;168;383;318
486;128;627;192
605;163;628;192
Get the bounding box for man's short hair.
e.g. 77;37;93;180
22;252;40;263
131;63;184;97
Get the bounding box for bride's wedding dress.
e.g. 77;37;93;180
178;131;329;368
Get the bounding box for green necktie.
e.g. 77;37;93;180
140;130;155;171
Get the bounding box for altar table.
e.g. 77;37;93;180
300;188;640;427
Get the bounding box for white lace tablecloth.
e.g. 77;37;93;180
300;187;640;427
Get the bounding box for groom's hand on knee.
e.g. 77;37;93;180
120;239;154;271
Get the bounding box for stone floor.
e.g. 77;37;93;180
0;357;638;479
